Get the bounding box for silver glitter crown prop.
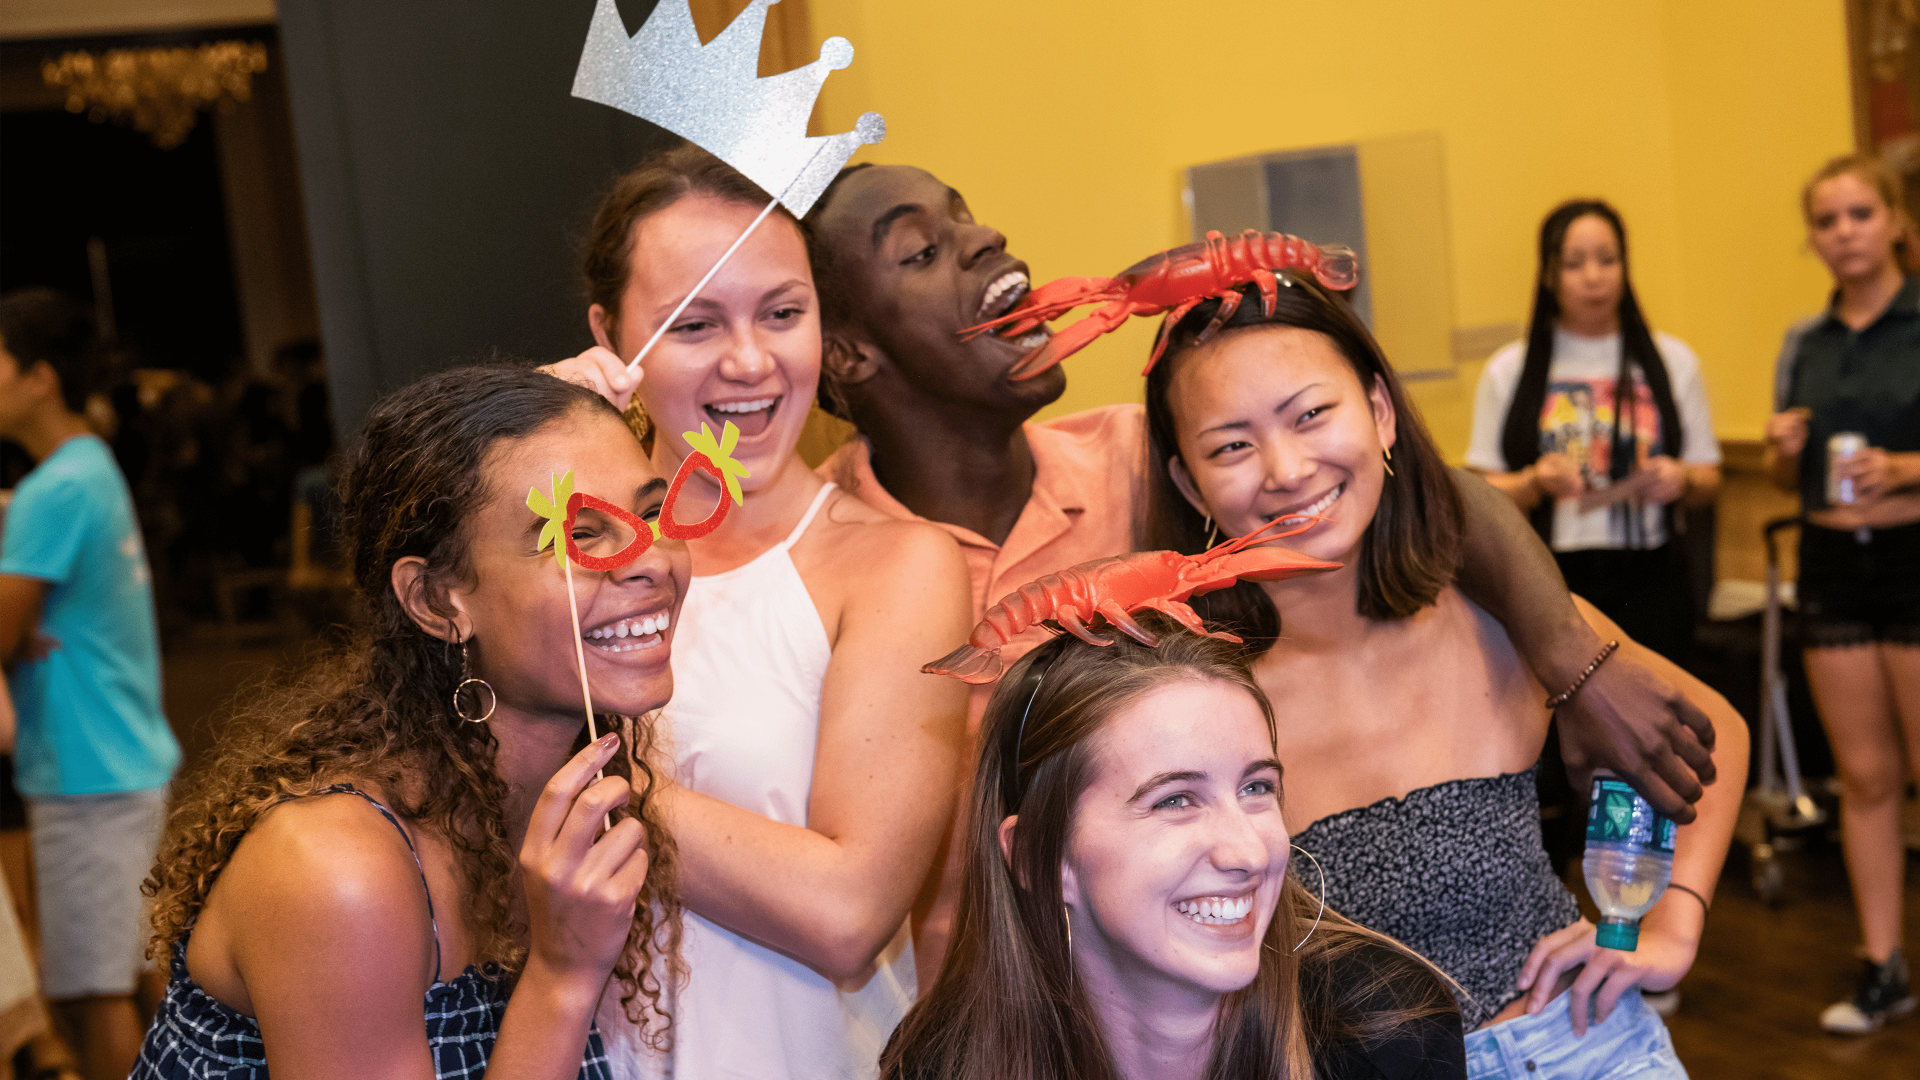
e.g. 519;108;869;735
572;0;884;217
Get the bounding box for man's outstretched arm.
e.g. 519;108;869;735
1449;467;1717;822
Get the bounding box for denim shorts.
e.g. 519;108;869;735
1465;988;1687;1079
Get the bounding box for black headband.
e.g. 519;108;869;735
997;635;1071;815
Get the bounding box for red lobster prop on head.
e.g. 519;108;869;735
964;229;1358;380
922;517;1341;684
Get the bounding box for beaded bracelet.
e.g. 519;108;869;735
1545;639;1620;710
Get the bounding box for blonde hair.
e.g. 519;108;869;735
1802;153;1909;226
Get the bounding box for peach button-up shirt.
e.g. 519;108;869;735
818;404;1148;729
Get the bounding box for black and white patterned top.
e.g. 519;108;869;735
1292;765;1580;1030
130;785;612;1079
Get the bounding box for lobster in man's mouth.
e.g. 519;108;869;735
963;229;1358;380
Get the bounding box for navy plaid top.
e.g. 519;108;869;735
130;786;613;1079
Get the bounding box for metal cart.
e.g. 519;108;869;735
1735;516;1826;904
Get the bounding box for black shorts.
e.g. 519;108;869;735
1796;521;1920;648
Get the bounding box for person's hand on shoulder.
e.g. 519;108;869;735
542;347;639;413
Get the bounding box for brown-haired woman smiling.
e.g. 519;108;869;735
887;622;1462;1080
550;144;971;1078
1142;278;1745;1079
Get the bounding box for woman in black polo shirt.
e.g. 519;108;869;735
1767;153;1920;1035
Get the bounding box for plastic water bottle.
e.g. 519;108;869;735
1582;772;1676;951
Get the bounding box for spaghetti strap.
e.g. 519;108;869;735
297;784;443;982
779;482;837;549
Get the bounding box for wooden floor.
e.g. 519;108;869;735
1620;840;1920;1079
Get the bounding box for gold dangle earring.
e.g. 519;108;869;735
452;637;497;723
1382;446;1395;478
1202;514;1221;549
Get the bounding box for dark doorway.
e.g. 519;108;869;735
1;107;245;380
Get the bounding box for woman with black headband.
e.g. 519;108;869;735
1467;201;1721;663
893;617;1465;1080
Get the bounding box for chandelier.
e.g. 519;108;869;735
42;41;269;150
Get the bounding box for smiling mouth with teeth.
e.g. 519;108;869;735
585;612;671;653
1268;484;1344;526
1175;894;1256;926
975;270;1052;353
704;396;780;438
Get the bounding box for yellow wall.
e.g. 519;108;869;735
809;0;1854;455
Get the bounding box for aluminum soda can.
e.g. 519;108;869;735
1828;432;1868;505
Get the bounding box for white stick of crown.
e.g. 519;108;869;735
571;0;885;374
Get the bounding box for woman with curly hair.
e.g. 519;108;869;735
133;366;686;1077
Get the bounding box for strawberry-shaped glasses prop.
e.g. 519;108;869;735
661;421;749;540
526;421;750;813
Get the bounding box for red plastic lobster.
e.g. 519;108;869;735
964;229;1357;380
922;516;1340;684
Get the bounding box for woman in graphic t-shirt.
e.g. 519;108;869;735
1468;201;1721;662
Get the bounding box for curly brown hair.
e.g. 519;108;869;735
144;364;682;1045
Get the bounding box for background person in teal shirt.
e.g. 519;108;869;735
0;288;179;1080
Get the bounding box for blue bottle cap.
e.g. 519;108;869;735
1596;918;1640;951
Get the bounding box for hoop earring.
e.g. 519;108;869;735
1202;514;1221;549
1291;843;1326;952
1382;447;1395;478
1063;904;1075;988
452;639;496;724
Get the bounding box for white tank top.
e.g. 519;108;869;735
602;482;916;1080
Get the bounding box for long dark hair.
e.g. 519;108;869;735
882;620;1455;1080
1141;277;1463;643
146;365;681;1045
1498;201;1681;546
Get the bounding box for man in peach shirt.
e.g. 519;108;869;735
801;164;1723;985
818;405;1142;725
803;168;1152;724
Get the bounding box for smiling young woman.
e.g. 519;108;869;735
884;621;1462;1080
131;366;682;1078
550;145;972;1079
1141;278;1747;1080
